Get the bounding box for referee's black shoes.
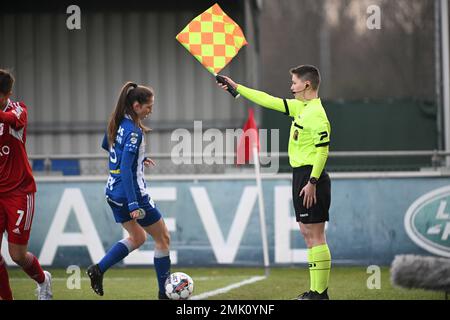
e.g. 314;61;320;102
297;289;330;300
296;290;313;300
312;288;330;300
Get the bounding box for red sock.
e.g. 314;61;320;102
21;253;45;284
0;255;13;300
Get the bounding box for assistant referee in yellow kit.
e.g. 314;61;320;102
217;65;331;300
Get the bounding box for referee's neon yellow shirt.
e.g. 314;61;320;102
236;84;331;178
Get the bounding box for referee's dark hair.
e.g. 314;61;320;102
290;65;321;91
0;69;14;95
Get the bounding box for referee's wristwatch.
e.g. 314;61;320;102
309;177;318;185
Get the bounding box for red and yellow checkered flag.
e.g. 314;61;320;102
176;3;248;75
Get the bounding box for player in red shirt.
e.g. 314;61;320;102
0;69;52;300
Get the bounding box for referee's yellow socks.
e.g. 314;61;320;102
307;249;315;292
311;244;331;294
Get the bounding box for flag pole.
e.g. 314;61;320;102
252;143;270;277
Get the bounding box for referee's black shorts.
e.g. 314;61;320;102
292;165;331;224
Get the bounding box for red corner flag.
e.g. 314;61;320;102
236;108;260;165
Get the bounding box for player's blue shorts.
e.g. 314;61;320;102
105;194;162;227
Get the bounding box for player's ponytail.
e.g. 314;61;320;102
107;82;154;147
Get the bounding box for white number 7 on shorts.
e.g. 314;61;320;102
16;210;25;226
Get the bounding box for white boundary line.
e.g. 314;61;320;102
190;275;266;300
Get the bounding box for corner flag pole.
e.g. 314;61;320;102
252;143;270;277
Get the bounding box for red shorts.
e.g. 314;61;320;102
0;193;35;245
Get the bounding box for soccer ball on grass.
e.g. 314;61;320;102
165;272;194;300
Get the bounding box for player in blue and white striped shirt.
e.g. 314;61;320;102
87;82;171;300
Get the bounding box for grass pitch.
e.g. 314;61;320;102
7;266;444;300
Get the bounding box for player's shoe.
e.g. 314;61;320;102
87;264;104;296
158;292;170;300
296;290;313;300
309;289;330;300
36;271;53;300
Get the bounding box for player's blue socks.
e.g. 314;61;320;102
154;249;171;294
98;239;133;273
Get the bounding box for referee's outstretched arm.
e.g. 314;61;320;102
216;75;288;113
